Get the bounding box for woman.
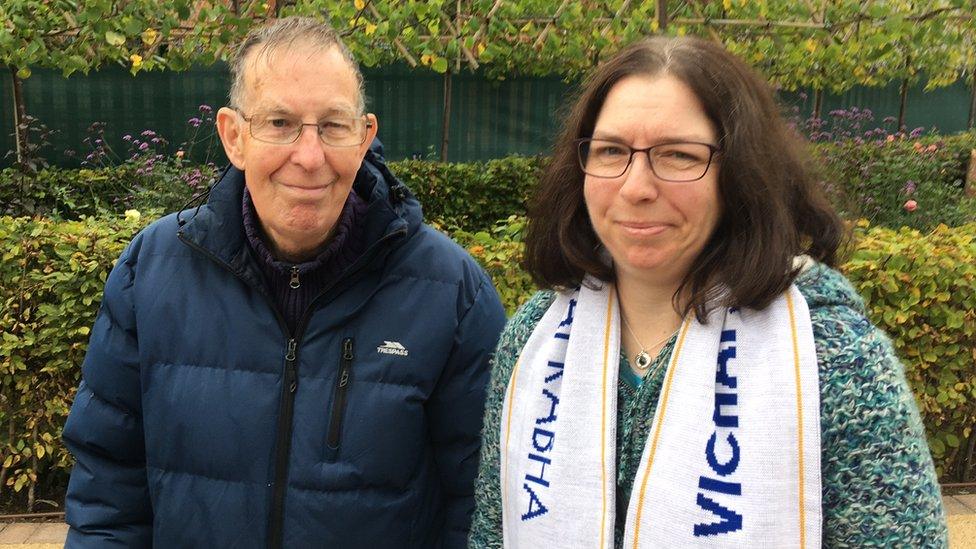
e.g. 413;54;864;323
469;37;947;548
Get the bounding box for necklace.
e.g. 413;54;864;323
621;312;676;371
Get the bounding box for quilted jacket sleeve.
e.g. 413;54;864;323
426;271;506;549
62;242;153;548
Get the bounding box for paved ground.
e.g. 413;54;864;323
3;495;976;547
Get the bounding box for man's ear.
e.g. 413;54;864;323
358;113;379;158
216;107;246;170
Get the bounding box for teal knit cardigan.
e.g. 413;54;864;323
469;263;948;548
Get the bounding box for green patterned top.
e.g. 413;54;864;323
468;263;948;548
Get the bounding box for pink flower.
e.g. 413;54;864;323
904;200;918;212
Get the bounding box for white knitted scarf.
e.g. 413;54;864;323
500;279;821;548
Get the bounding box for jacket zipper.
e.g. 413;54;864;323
267;337;299;546
327;338;355;449
178;226;406;549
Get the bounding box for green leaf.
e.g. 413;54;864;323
105;31;125;46
431;57;449;74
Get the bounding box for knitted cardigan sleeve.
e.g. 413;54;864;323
802;267;948;548
468;291;555;549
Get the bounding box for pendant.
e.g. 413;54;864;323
634;350;652;370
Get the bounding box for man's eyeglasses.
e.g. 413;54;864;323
576;138;721;181
238;111;372;147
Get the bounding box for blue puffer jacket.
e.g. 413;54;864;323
62;143;507;548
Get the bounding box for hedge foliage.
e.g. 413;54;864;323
843;221;976;478
0;214;148;506
394;156;546;232
2;214;974;502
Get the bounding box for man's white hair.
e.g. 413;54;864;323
228;16;365;113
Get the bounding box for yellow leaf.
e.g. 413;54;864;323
141;28;158;45
723;0;732;10
477;43;485;55
676;26;687;36
805;39;817;53
354;0;366;9
365;22;377;36
650;20;660;32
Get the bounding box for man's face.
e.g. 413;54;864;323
217;44;377;261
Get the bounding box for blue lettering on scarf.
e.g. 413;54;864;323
694;494;743;536
521;298;576;521
695;327;743;537
522;483;549;520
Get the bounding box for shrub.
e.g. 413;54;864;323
449;215;535;314
0;164;201;220
0;214;149;510
814;131;976;231
393;155;545;232
843;221;976;479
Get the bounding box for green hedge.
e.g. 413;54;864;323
2;214;974;507
393;156;546;232
0;214;149;507
844;221;976;478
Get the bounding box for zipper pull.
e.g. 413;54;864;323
289;266;300;289
285;339;298;393
285;339;297;362
338;339;353;388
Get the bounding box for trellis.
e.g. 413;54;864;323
282;0;976;159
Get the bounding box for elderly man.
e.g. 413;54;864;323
62;17;506;548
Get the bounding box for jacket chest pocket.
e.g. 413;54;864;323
320;338;427;487
325;337;355;455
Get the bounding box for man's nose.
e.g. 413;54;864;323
290;124;327;170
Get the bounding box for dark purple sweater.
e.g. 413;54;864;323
242;188;367;333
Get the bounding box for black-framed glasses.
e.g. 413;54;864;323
238;110;372;147
576;138;721;181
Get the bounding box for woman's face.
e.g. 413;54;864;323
583;74;722;288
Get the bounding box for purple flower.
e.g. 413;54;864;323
199;104;213;114
903;180;917;195
188;117;202;127
909;127;924;139
139;142;149;151
141;130;155;137
122;134;132;141
151;137;160;144
883;116;897;124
